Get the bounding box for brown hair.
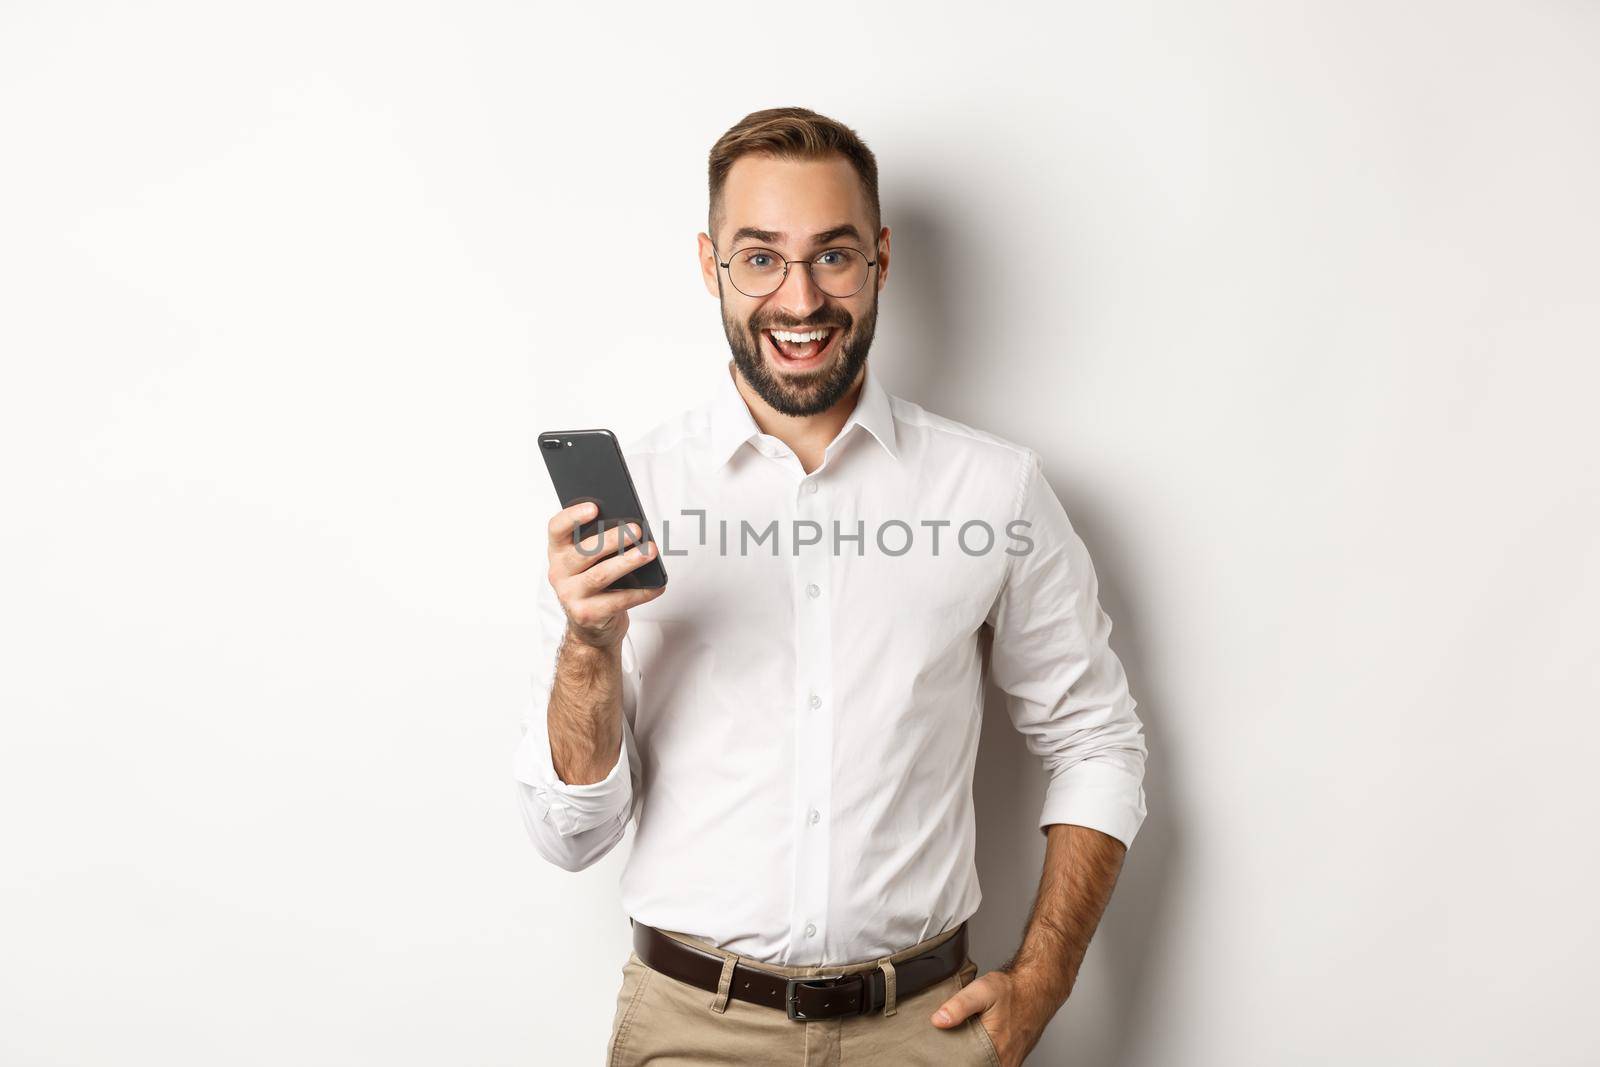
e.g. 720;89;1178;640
707;107;881;245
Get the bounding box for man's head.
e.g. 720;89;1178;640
699;107;890;417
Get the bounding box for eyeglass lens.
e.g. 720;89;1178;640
727;247;870;298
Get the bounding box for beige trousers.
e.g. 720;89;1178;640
604;924;1002;1067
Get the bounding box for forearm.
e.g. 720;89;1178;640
1002;822;1127;1009
546;627;625;785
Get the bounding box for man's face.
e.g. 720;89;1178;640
699;155;890;417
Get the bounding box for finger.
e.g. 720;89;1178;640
546;501;599;549
576;583;666;619
554;521;640;577
571;521;637;561
930;981;993;1027
595;520;653;557
579;536;659;594
562;581;665;630
553;528;652;596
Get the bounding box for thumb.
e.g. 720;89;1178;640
930;976;994;1028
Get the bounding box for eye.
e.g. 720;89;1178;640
816;250;843;266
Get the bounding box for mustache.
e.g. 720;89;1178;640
753;318;849;332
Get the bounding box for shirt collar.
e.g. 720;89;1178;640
708;359;899;471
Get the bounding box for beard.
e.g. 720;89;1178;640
719;284;878;418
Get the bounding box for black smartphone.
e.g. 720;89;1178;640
539;428;668;590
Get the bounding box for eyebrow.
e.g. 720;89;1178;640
729;223;865;249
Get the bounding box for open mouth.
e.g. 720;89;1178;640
761;325;842;369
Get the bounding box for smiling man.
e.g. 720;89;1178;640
515;107;1149;1066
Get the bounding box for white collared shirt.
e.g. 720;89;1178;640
514;359;1148;966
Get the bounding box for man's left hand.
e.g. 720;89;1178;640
929;967;1059;1067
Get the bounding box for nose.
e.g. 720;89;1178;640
766;260;827;321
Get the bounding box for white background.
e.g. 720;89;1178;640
3;3;1596;1064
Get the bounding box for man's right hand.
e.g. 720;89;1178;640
546;501;666;650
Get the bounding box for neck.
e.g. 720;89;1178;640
728;359;865;475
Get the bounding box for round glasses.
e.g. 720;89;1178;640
715;243;878;299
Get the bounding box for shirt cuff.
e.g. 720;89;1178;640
514;728;633;838
1037;759;1148;849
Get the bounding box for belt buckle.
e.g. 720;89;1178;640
784;974;859;1021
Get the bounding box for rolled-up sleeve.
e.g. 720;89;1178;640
986;449;1148;849
512;562;642;872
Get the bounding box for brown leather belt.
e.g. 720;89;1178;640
630;918;967;1021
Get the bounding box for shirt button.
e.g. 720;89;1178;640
808;693;821;709
804;922;817;937
804;481;818;494
808;808;820;825
806;583;820;598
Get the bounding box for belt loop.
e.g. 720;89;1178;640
876;956;897;1016
709;954;738;1014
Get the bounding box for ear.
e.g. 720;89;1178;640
697;233;720;298
875;225;891;291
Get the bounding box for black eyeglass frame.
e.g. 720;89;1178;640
713;241;880;299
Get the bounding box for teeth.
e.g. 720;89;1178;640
770;328;831;343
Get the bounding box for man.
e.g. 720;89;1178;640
514;107;1148;1066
